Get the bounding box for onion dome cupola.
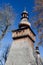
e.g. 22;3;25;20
35;46;40;54
19;9;31;28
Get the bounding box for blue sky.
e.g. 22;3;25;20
0;0;43;57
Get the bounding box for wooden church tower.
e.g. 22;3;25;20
5;9;37;65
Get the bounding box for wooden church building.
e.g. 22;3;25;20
5;9;43;65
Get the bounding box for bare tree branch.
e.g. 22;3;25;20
0;4;15;40
30;0;43;47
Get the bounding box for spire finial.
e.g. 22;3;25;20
23;7;28;14
24;7;26;11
